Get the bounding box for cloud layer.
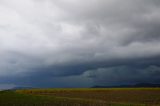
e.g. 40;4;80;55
0;0;160;88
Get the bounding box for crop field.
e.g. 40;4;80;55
0;88;160;106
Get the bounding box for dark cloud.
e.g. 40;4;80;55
0;0;160;88
83;65;160;86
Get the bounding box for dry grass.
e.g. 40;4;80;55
17;88;160;106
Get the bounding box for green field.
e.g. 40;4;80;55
0;88;160;106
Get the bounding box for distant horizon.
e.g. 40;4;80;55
1;82;160;90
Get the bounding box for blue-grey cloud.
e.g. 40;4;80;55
0;0;160;88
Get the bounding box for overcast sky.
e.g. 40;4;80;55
0;0;160;88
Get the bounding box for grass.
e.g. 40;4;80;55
0;90;108;106
0;88;159;106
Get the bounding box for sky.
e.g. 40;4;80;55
0;0;160;88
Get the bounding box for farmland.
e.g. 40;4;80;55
0;88;160;106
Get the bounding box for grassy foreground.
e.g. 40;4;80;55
0;88;160;106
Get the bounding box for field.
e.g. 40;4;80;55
0;88;160;106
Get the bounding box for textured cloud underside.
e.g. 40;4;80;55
0;0;160;87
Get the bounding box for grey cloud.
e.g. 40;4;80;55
0;0;160;87
83;65;160;85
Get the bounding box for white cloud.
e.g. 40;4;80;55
0;0;160;79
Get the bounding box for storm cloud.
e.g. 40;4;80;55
0;0;160;88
